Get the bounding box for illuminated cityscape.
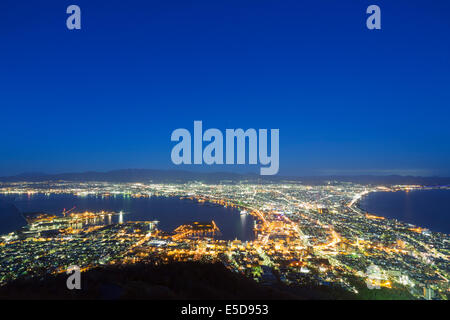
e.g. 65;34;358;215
0;181;448;300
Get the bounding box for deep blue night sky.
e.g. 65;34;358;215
1;0;449;176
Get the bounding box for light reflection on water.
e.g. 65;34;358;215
0;193;255;240
359;189;450;234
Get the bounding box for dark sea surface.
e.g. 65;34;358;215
359;189;450;234
0;194;255;240
0;200;27;235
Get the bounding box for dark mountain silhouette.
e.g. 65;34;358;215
0;262;356;300
0;169;245;183
0;169;449;185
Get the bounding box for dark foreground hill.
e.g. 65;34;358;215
0;262;356;300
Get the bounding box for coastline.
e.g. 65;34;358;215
356;188;450;235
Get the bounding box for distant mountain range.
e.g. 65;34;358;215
0;169;450;185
